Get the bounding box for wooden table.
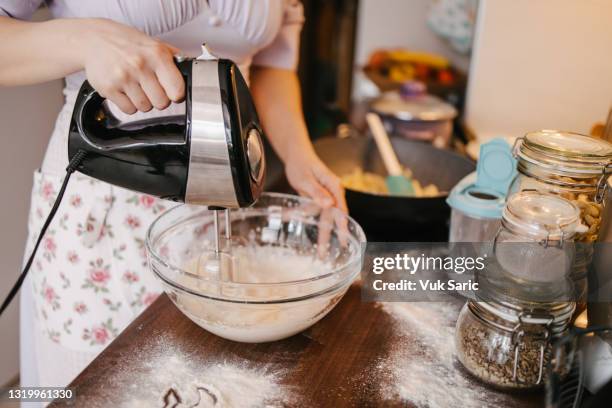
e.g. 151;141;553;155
51;284;542;407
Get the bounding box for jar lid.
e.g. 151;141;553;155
370;91;457;122
474;299;575;333
502;191;583;241
447;139;517;219
519;130;612;175
447;173;506;219
476;138;518;194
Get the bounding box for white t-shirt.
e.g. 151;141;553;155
0;0;304;75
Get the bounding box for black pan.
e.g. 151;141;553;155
314;136;475;241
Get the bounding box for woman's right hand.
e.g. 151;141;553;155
81;19;185;114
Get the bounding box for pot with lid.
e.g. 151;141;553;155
370;81;457;148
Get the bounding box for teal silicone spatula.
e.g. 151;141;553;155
366;112;415;196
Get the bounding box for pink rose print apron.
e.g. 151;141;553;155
26;168;168;346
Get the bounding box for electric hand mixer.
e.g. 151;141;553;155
0;49;266;315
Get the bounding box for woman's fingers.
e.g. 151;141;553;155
157;64;185;103
106;91;137;115
296;177;334;209
313;163;348;213
83;21;185;114
317;207;334;259
124;82;153;112
140;70;171;110
125;44;180;112
166;44;183;57
153;46;185;103
327;179;348;213
333;210;349;247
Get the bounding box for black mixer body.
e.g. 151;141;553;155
68;57;265;208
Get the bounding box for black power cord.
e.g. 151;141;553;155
0;150;87;316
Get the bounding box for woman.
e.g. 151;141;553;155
0;0;346;390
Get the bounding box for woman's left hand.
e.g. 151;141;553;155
284;148;348;213
249;67;347;212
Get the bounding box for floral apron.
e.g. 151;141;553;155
25;170;168;350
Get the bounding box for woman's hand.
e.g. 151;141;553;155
284;147;347;212
249;67;348;212
81;19;184;114
284;147;349;255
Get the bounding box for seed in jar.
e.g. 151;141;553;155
559;176;576;184
574;201;589;212
586;203;601;217
587;223;599;236
457;323;552;389
577;194;589;202
564;196;603;243
584;214;600;227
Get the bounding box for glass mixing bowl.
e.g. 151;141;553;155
146;193;366;343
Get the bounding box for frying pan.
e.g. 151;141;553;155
314;136;475;241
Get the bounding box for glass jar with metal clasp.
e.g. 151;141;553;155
455;292;575;390
455;192;581;390
492;191;585;292
455;298;575;390
509;130;612;315
510;130;612;244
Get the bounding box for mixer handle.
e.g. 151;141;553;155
73;60;192;151
73;80;107;149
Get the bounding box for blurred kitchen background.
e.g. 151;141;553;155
1;0;612;388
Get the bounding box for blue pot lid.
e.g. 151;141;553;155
447;138;517;219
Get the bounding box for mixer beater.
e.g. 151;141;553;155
199;208;236;282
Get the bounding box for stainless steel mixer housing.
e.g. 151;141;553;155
67;53;265;208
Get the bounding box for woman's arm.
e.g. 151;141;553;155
250;66;347;211
0;16;184;113
0;17;83;85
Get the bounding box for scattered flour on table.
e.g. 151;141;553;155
92;335;291;408
377;302;505;408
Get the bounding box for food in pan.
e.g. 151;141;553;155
341;167;440;197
